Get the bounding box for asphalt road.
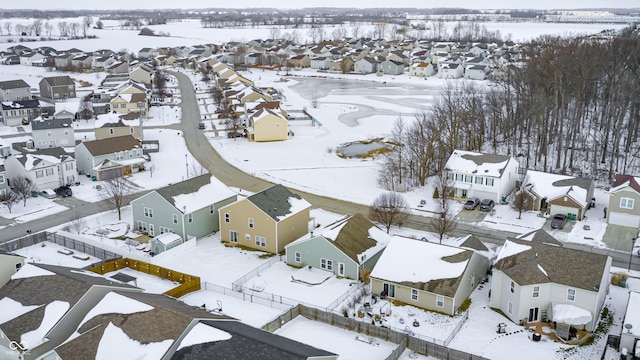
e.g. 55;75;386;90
1;70;637;270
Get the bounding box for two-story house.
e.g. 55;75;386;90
31;116;75;149
74;135;145;180
0;99;40;126
520;170;595;220
4;148;77;190
109;93;148;118
219;184;311;254
0;79;31;102
131;173;236;243
0;164;8;196
607;174;640;228
445;150;519;203
94;112;143;141
39;76;76;101
490;239;610;333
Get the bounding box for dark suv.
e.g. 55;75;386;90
479;199;495;211
54;186;73;197
550;214;568;229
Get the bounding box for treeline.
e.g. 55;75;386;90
379;26;640;191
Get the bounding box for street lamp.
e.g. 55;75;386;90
185;154;188;179
629;238;636;272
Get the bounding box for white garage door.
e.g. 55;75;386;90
608;212;640;228
550;205;579;218
472;190;497;202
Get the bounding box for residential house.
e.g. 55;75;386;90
379;59;405;75
4;148;77;190
607;174;640;228
71;54;92;70
445;150;519;202
0;138;10;157
219;184;311;254
19;52;46;66
109;93;148;118
0;164;7;195
0;263;143;359
285;214;390;280
310;56;330;70
2;55;20;65
520;170;595;220
129;63;153;86
107;61;129;74
131;173;236;241
329;58;354;73
439;63;464;79
0;249;24;288
464;64;489;80
620;291;640;357
149;232;183;255
244;52;263;66
491;239;611;333
0;100;40;126
0;79;31;102
137;47;156;59
354;57;377;74
370;236;490;316
53;54;74;69
247;108;289;142
30;116;75;149
39;76;76;101
289;54;310;69
409;62;435;77
74;135;145;180
91;55;115;71
387;51;409;65
94;112;143;141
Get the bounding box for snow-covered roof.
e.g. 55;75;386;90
0;297;40;325
152;232;182;246
95;322;173;360
445;149;513;178
525;170;592;207
494;240;531;264
176;322;232;351
370;236;471;294
94;112;141;129
240;184;310;222
552;303;592;325
78;292;153;328
624;291;640;338
22;300;70;348
11;263;56;280
611;174;640;193
160;174;235;214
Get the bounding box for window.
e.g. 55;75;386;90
510;281;515;293
383;283;395;298
255;236;266;247
486;178;494;186
130;127;134;134
436;295;444;307
148;224;154;236
245;233;251;240
0;174;4;184
321;258;333;271
65;162;73;170
464;175;472;183
411;289;418;301
475;176;483;184
533;286;540;298
172;214;178;224
446;172;453;180
508;301;513;314
121;103;126;109
35;170;44;178
455;173;464;181
45;168;54;176
567;288;576;301
144;207;153;218
229;230;238;243
248;218;254;228
209;205;214;214
295;252;301;263
137;221;147;232
224;213;230;223
187;213;193;223
621;198;635;209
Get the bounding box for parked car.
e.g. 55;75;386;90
39;189;57;199
633;238;640;256
464;197;480;210
479;199;495;211
198;122;205;129
54;186;72;197
550;214;568;229
227;130;245;138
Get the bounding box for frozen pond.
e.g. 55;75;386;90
336;141;393;158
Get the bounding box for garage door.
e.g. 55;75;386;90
550;205;579;218
472;190;497;202
608;212;640;228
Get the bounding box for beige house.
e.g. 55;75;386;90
109;93;148;118
370;236;490;316
94;112;143;140
129;64;153;86
289;54;310;68
218;184;311;254
248;108;289;142
0;249;24;288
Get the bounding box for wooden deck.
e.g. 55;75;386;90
525;321;591;345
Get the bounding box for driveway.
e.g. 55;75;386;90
602;225;638;251
457;209;487;223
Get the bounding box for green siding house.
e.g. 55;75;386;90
285;214;390;280
131;174;236;241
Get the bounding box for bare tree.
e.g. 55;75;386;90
0;191;18;214
68;215;87;234
44;22;53;37
82;16;93;38
4;22;12;36
269;27;281;39
102;177;133;221
510;175;532;219
427;202;456;243
11;177;37;207
32;19;43;36
368;192;410;234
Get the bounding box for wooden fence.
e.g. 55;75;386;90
88;257;200;298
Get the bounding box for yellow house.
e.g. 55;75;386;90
248;108;288;142
94;112;143;140
109;93;148;117
218;184;311;254
129;64;153;86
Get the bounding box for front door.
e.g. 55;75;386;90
528;307;539;322
462;189;468;198
338;262;345;277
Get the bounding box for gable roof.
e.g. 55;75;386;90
445;150;514;178
0;79;30;90
316;213;390;263
31;117;73;131
78;135;140;156
173;319;336;360
154;174;235;213
41;76;75;87
525;170;593;206
370;236;473;297
246;184;310;222
494;239;608;291
611;174;640;193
